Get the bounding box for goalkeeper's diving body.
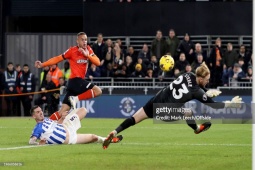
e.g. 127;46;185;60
103;62;242;149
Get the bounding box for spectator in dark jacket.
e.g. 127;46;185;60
86;64;101;80
137;44;151;66
123;56;134;77
191;53;204;73
238;44;251;73
92;33;107;61
178;33;195;64
208;37;224;88
223;43;239;70
222;63;246;87
2;62;19;116
114;65;127;77
151;30;168;60
191;43;207;64
165;29;180;60
101;63;114;77
34;73;58;114
147;55;160;77
17;64;36;116
174;53;189;73
126;46;138;63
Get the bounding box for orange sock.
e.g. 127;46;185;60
49;111;61;120
78;89;94;100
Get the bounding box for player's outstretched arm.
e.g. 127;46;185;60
194;89;225;109
224;96;243;108
35;55;64;68
35;60;42;68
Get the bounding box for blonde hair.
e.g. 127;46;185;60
195;62;210;78
77;32;86;37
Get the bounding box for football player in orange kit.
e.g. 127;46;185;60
35;32;102;120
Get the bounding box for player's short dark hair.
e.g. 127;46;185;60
30;105;40;115
97;33;103;37
7;62;13;65
23;64;29;67
238;57;244;61
156;30;162;33
169;29;175;32
240;44;245;48
77;32;86;37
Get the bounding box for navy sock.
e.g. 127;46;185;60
186;119;198;130
115;117;136;134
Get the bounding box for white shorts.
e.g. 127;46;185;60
63;112;81;144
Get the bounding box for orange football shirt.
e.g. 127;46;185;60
63;45;94;79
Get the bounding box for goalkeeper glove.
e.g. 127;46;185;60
224;96;243;108
206;89;222;98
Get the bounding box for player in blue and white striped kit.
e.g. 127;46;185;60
31;118;68;144
29;105;122;145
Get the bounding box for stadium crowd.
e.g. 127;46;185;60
0;29;252;116
86;30;252;88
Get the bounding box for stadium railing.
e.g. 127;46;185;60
228;78;252;88
86;77;173;95
88;77;174;87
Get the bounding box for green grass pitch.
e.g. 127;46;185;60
0;118;251;170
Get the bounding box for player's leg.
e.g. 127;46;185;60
68;79;102;109
76;134;123;144
49;78;84;114
103;97;155;149
183;110;211;134
107;97;153;136
74;107;87;121
103;107;149;149
76;134;101;144
63;107;122;144
115;107;148;134
72;86;101;101
49;104;70;121
49;90;72;120
183;110;198;130
91;85;102;97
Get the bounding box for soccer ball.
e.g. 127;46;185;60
159;55;175;72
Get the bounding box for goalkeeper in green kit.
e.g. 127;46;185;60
103;62;243;149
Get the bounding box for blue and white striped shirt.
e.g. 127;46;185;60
31;118;66;144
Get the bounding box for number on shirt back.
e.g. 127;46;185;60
170;75;189;100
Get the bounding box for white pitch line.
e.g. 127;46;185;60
0;145;49;151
